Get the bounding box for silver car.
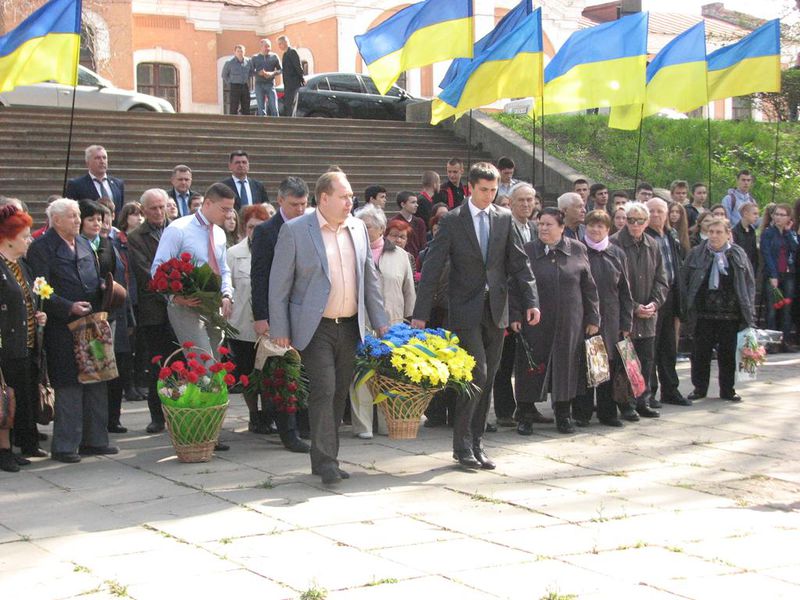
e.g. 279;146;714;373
0;65;175;112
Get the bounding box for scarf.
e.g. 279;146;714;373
83;234;101;251
708;242;730;290
370;236;384;265
584;235;609;252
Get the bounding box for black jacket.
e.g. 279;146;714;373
0;257;35;361
281;47;305;88
250;210;285;322
219;176;269;211
732;222;758;274
65;173;125;214
646;226;686;319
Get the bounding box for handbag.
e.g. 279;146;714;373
0;366;16;430
67;311;119;383
585;335;610;387
36;350;55;426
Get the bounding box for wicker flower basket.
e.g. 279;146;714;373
162;400;229;463
368;374;437;439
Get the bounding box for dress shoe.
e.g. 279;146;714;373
337;468;351;479
517;422;534;436
214;442;230;451
599;417;624;427
318;465;342;485
556;418;576;434
52;452;81;463
635;404;660;418
687;389;707;401
14;455;31;466
662;393;692;406
620;406;640;422
79;445;119;456
720;392;742;402
124;387;143;402
0;450;20;472
574;418;591;428
472;447;496;470
649;398;662;409
484;422;498;433
496;417;516;427
146;421;165;434
21;447;48;458
423;417;446;428
281;435;311;453
108;423;128;434
356;432;373;439
530;411;555;424
452;449;481;468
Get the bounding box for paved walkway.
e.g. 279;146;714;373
2;358;800;600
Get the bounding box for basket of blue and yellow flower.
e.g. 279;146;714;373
355;324;477;439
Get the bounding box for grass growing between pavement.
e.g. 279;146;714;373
493;113;800;204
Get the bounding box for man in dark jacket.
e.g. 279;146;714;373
277;35;305;117
610;202;668;419
220;150;269;211
65;145;125;214
433;158;469;209
732;202;759;274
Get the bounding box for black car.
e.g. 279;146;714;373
250;72;416;120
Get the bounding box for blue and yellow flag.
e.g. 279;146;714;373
609;22;708;130
439;0;533;90
355;0;473;95
0;0;82;94
535;12;648;116
431;9;543;125
707;19;780;102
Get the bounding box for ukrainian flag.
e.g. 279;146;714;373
707;19;780;102
609;22;708;130
439;0;533;90
0;0;82;94
431;9;543;125
355;0;473;95
536;12;648;116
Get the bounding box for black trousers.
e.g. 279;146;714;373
651;287;680;399
140;323;177;424
691;318;739;396
573;358;621;421
107;351;132;426
493;332;516;419
632;336;656;404
3;354;39;452
282;86;298;116
228;83;250;115
451;299;505;452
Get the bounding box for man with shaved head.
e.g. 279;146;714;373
645;197;689;407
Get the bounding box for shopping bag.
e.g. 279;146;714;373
585;335;610;387
67;312;118;383
615;337;646;398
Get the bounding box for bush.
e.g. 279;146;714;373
494;112;800;205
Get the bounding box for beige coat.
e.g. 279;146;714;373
226;238;257;342
376;243;416;325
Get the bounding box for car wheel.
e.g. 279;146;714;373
128;105;155;112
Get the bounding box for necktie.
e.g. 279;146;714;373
478;211;489;263
178;193;189;216
206;222;221;275
239;180;250;206
94;178;110;199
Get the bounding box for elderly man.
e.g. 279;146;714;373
559;192;586;240
610;202;668;420
65;145;125;213
127;189;175;434
222;44;251;115
269;171;388;485
646;198;688;407
251;38;282;116
166;165;196;217
492;183;549;428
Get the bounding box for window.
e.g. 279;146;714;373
301;60;309;76
79;24;96;71
361;77;380;95
137;63;179;111
77;67;101;87
327;75;362;93
732;96;752;121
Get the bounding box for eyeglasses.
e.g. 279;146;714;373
626;217;647;225
773;212;789;218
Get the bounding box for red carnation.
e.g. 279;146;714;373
218;346;230;356
273;378;285;388
223;373;235;385
271;395;282;405
786;298;793;305
169;280;183;293
287;395;298;404
187;359;200;369
158;367;172;380
287;381;298;392
286;405;298;414
151;354;163;365
180;252;192;262
195;365;207;376
171;360;185;372
186;352;197;359
182;341;195;349
186;372;199;383
209;363;223;373
200;353;212;362
239;375;249;386
273;367;285;378
774;302;782;310
223;361;235;372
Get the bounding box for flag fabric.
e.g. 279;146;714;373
707;19;781;102
438;0;533;90
535;12;648;116
355;0;473;95
0;0;82;94
431;9;543;125
609;22;708;130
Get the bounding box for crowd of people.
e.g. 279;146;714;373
0;147;797;482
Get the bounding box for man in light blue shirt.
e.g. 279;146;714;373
721;170;756;228
152;183;235;361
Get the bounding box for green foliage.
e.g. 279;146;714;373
493;113;800;205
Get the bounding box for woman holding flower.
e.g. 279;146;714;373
760;203;798;352
0;205;48;470
682;216;755;402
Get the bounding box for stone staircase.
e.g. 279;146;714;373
0;106;489;225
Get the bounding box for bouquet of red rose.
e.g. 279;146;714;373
771;286;792;311
149;252;239;338
245;336;308;414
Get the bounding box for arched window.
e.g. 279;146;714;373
80;23;96;71
137;63;180;111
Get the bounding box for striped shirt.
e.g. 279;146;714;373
3;257;35;349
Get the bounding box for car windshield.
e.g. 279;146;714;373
77;66;110;88
326;75;362;93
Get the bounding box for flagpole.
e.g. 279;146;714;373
540;100;545;193
706;109;713;200
633;105;645;194
531;113;536;186
467;109;473;171
62;0;84;196
770;114;780;204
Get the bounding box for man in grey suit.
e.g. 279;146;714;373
412;163;540;470
270;171;388;485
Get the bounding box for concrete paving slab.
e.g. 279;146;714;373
314;516;463;549
375;537;534;574
326;575;495;599
658;571;800;600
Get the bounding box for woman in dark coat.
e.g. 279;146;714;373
0;205;48;471
683;216;756;402
512;206;601;434
574;210;634;427
27;199;115;463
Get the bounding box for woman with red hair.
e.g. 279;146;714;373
0;205;48;471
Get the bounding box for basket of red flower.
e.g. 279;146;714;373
155;342;246;462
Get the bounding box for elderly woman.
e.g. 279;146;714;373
27;199;115;463
0;205;48;471
573;210;634;427
683;217;755;402
351;204;416;438
513;207;600;434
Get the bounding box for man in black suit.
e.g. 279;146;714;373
250;176;310;451
65;145;125;213
412;162;540;470
220;150;269;211
166;165;197;217
277;35;305;117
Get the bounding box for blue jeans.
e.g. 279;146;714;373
765;272;795;342
254;80;278;116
